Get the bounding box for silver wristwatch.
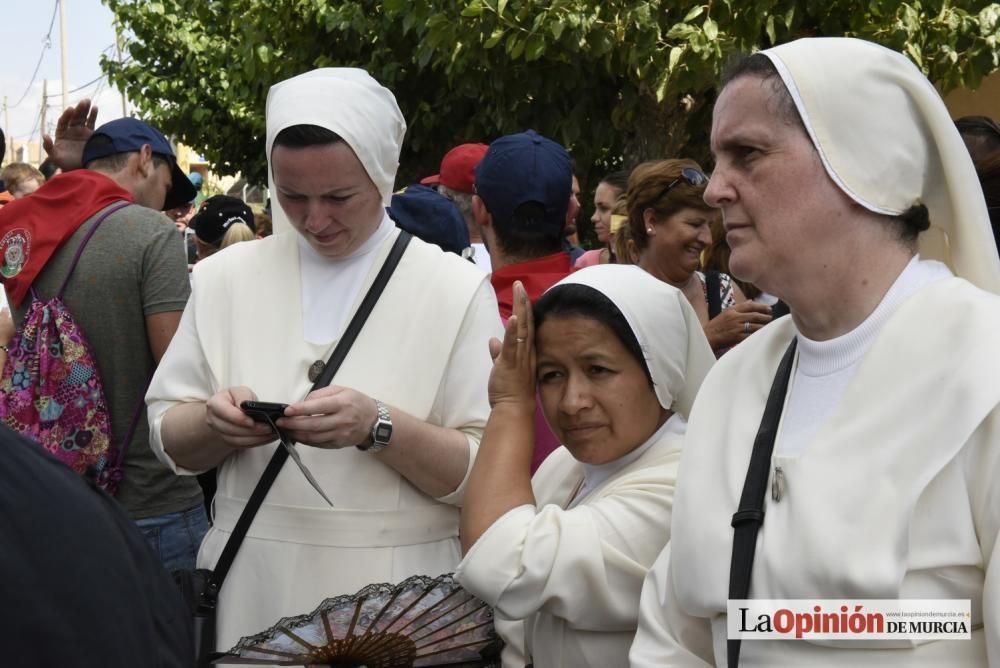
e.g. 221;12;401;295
357;399;392;453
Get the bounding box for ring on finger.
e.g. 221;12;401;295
743;321;750;335
516;337;526;343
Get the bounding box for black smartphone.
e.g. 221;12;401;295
240;400;289;424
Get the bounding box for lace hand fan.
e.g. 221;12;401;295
211;574;502;667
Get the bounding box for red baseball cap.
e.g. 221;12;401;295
420;143;489;193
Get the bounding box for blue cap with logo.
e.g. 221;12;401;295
474;129;572;234
388;184;472;257
81;117;197;211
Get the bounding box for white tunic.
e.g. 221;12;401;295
630;277;1000;666
456;416;686;668
146;228;502;652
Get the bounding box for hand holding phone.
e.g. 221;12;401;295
240;400;290;425
238;399;334;507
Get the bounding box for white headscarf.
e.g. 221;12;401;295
265;68;407;235
546;265;715;419
761;37;1000;294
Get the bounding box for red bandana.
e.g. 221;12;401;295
490;251;573;320
0;171;134;306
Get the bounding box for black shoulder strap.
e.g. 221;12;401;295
705;270;722;320
205;231;413;598
727;338;797;668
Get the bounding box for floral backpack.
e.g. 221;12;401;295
0;201;138;494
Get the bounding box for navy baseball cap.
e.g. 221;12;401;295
82;117;197;211
388;184;472;257
474;130;572;233
191;195;255;245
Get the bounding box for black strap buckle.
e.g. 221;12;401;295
731;509;765;528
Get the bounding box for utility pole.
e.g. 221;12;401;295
41;80;48;152
59;0;69;111
116;26;128;117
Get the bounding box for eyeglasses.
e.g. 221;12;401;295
657;167;709;202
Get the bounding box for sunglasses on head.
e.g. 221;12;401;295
658;167;709;201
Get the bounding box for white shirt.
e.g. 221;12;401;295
471;242;492;273
298;214;394;343
779;256;952;456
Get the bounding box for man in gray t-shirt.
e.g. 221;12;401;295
5;116;206;572
18;205;202;518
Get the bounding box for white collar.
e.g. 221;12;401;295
795;255;952;377
296;215;395;344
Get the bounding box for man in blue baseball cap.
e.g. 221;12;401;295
472;129;574;319
0;101;206;572
471;129;575;487
81;117;196;211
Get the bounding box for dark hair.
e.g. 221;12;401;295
702;215;762;299
627;159;716;252
273;124;344;148
721;53;803;129
894;204;930;242
599;169;630;195
0;127;5;167
956;116;1000;164
972;147;1000;255
534;283;653;387
955;116;1000;145
83;135;170;172
491;200;564;259
38;158;59;180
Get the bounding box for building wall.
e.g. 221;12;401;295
944;70;1000;119
5;141;43;166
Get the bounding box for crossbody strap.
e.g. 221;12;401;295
204;230;413;600
727;338;797;668
56;201;133;299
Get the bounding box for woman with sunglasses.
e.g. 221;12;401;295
627;159;773;355
457;268;714;668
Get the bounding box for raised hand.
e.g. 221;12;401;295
42;98;99;171
487;281;536;410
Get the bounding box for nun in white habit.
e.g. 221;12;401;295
145;69;502;652
630;38;1000;666
455;265;715;667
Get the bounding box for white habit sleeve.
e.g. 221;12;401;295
145;295;217;476
630;543;715;668
455;464;674;631
430;279;503;506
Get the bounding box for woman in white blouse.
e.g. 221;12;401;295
456;265;715;667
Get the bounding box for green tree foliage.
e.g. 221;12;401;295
103;0;1000;188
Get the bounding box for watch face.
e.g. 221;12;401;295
374;423;393;443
